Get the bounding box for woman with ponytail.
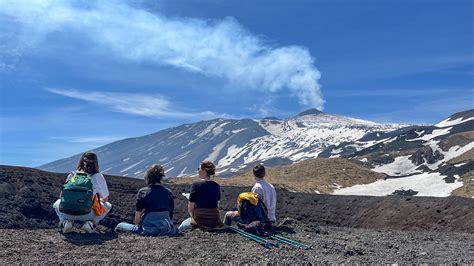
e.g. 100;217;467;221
178;161;226;232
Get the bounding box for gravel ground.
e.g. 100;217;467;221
1;221;473;264
2;166;474;264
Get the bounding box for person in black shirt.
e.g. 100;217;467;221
178;160;225;231
115;165;178;236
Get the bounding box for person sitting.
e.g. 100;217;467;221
223;163;277;225
178;161;226;231
115;164;179;236
53;151;112;233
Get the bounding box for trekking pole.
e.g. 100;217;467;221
269;235;311;249
229;227;271;249
233;228;280;248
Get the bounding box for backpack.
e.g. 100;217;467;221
59;172;94;215
237;192;272;235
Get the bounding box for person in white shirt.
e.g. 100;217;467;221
53;151;112;233
223;163;277;225
250;164;276;222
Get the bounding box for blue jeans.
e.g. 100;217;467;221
116;212;178;236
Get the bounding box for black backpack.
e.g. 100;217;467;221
238;197;272;235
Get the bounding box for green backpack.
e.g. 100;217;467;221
59;172;93;215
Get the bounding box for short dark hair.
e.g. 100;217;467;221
200;161;216;176
253;163;265;179
144;164;165;184
77;151;99;175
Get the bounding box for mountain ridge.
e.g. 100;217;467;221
39;109;405;177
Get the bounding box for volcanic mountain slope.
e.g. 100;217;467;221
170;157;386;194
2;165;474;264
39;109;404;178
320;109;474;197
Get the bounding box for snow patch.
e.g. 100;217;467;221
231;128;246;134
454;162;468;167
333;172;463;197
373;155;419;176
120;159;145;173
419;127;452;141
207;137;231;163
436;116;474;128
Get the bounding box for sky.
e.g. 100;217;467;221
0;0;473;167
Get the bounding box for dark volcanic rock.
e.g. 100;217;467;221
369;154;395;165
392;189;419;196
1;165;474;234
409;146;444;165
1;225;473;264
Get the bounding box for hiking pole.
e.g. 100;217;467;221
269;235;311;249
233;228;280;248
229;227;271;249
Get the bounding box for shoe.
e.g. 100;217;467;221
62;220;73;234
82;221;95;234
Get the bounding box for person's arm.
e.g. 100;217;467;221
169;192;175;220
252;185;264;200
135;189;145;223
188;182;198;217
133;211;142;225
217;184;221;208
188;201;196;217
96;173;110;201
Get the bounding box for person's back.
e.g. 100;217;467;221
115;165;178;236
189;179;220;209
137;184;174;217
251;179;276;222
178;161;225;231
251;163;276;222
223;163;277;226
53;151;112;234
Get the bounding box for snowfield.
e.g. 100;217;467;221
333;172;464;197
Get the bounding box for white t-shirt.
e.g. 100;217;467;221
66;172;110;199
251;179;277;222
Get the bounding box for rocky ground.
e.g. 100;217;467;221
1;165;474;263
1;222;473;264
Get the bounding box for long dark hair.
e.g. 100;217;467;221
76;151;99;175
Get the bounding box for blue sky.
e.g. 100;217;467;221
0;0;473;167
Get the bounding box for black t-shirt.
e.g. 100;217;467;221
136;184;175;219
189;179;221;208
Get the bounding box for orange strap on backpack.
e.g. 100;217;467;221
92;193;106;216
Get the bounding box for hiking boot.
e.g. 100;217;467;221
82;221;95;234
62;220;73;234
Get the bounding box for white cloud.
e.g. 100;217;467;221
1;0;324;109
47;88;224;119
